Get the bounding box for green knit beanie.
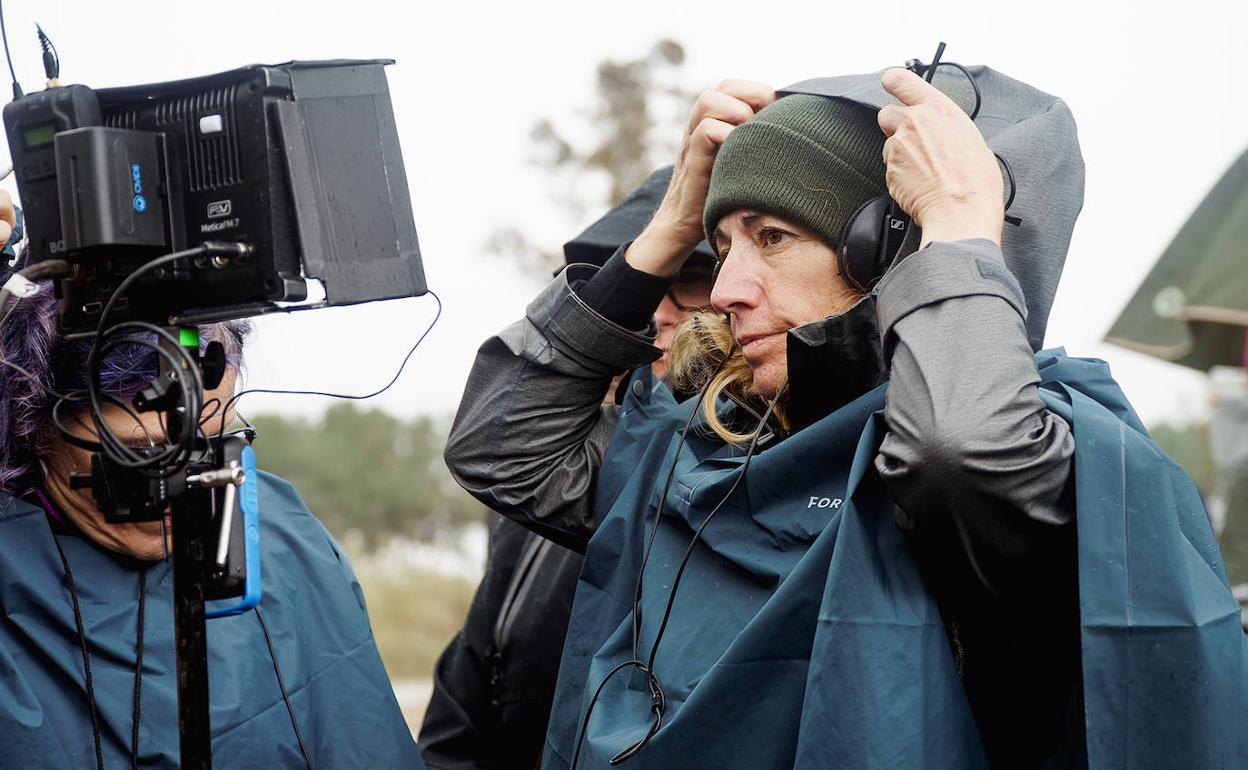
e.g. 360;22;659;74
703;94;888;249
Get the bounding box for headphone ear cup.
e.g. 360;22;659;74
838;196;893;293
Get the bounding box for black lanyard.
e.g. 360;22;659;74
48;526;147;770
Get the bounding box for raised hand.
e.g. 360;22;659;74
627;79;776;276
876;68;1003;248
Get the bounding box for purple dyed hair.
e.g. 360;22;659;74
0;273;249;493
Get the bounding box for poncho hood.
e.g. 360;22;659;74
562;166;716;268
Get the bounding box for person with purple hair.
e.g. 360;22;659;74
0;289;250;558
0;195;425;769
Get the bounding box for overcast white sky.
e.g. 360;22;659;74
5;0;1246;426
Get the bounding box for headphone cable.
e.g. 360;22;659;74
572;371;785;768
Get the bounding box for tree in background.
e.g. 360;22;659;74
250;404;480;548
487;39;691;276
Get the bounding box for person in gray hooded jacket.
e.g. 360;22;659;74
446;65;1087;769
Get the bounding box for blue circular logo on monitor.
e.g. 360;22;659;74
133;195;147;212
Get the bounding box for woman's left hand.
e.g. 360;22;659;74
876;68;1003;248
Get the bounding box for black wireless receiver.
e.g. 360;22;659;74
2;62;102;262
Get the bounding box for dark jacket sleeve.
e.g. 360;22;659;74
872;239;1076;596
444;257;664;552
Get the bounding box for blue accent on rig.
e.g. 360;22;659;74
205;445;262;619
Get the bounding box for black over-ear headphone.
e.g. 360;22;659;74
833;42;956;294
836;195;912;293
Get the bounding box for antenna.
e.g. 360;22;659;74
36;23;57;85
0;0;20;99
925;41;946;83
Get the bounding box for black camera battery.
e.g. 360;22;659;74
55;127;168;253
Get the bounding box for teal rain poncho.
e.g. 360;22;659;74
0;472;423;769
546;352;1248;769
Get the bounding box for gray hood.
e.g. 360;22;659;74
781;66;1084;350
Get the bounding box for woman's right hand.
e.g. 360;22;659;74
0;189;16;247
625;79;775;277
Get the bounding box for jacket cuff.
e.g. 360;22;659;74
874;238;1027;347
526;262;662;372
572;244;674;331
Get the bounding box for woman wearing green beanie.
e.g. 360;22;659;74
446;67;1247;769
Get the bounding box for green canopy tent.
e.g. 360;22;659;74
1105;147;1248;370
1107;147;1248;622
